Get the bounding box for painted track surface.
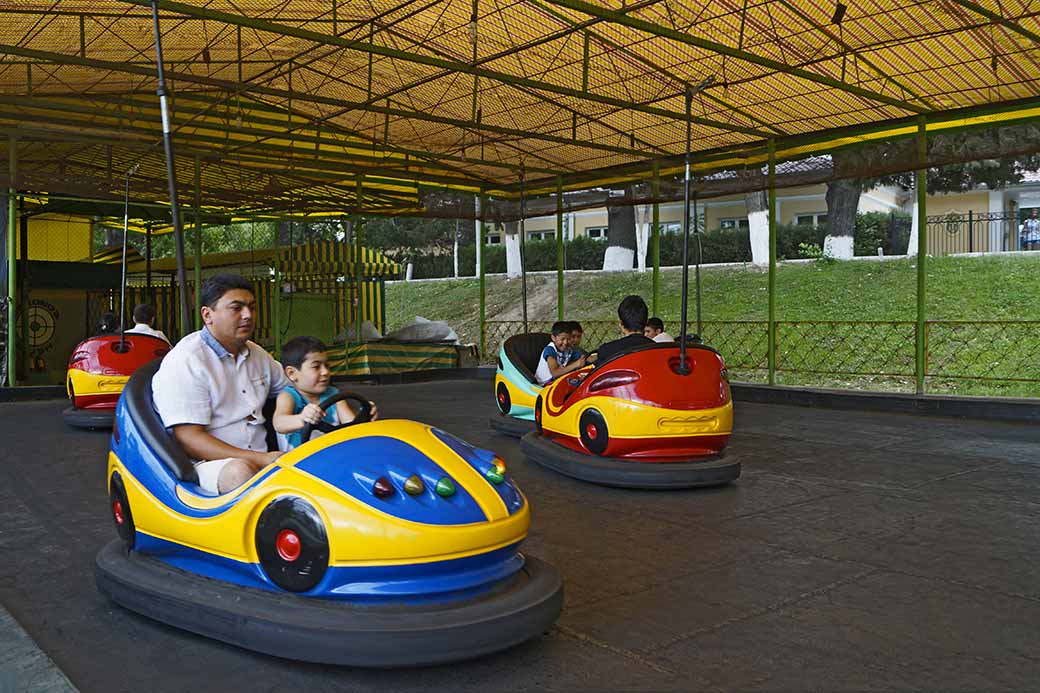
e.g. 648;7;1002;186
4;381;1040;690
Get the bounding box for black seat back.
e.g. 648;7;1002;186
504;332;551;384
122;359;199;484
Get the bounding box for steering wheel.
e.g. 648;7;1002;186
299;391;374;442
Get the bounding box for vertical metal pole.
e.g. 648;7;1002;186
677;88;692;375
519;170;528;333
193;155;202;329
355;176;364;343
694;189;702;336
968;209;973;253
6;138;16;385
146;222;153;302
18;207;27;381
767;139;777;385
355;219;364;343
651;163;660;316
149;0;191;334
556;176;564;320
915;118;928;395
477;192;486;356
273;221;281;358
118;171;133;351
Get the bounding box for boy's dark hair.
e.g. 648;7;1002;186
551;321;571;336
647;317;665;332
98;311;119;334
617;295;649;332
282;336;328;370
132;303;156;325
201;274;253;308
569;320;583;334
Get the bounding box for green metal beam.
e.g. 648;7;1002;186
525;0;787;137
773;0;937;110
767;139;776;386
0;97;496;187
120;0;778;139
556;176;564;320
944;0;1040;46
542;0;929;115
915;118;927;395
6;137;15;386
0;43;650;164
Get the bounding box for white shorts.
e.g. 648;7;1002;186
194;458;235;494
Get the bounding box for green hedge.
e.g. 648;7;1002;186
403;212;913;277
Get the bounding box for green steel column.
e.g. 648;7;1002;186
651;164;660;315
915;118;927;395
477;191;486;356
556;177;564;320
767;139;777;385
6;138;16;386
354;177;364;344
272;219;281;358
354;218;364;343
193;156;202;329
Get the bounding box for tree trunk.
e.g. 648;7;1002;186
824;177;861;259
745;188;769;265
503;221;522;277
602;205;636;271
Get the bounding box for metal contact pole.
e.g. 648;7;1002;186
149;0;191;334
677;87;693;375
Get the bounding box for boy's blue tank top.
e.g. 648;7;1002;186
284;385;340;449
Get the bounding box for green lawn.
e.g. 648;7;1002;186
385;255;1040;396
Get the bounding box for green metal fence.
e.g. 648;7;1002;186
482;319;1040;396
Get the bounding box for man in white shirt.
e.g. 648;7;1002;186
125;303;171;344
644;317;675;343
152;275;289;494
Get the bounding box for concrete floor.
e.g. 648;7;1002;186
2;379;1039;691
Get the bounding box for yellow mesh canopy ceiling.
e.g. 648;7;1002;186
0;0;1037;217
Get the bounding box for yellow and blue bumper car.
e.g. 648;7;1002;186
489;332;550;437
95;360;563;667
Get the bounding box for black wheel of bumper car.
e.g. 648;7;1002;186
578;408;609;455
495;381;511;415
109;473;136;549
95;540;564;667
520;431;741;490
62;406;114;430
255;497;329;592
488;413;535;438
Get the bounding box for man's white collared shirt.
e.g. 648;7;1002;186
152;328;289;457
126;322;171;344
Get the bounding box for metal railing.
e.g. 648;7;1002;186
926;211;1016;255
483;319;1040;396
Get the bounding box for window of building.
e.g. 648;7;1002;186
719;217;750;231
795;213;828;226
585;226;607;239
526;231;555;242
663;222;681;234
487;234;501;244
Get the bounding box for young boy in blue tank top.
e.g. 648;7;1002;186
272;336;378;450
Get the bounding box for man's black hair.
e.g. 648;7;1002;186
617;295;649;332
647;317;665;332
132;303;156;325
281;336;328;370
569;320;583;333
551;321;571;336
200;274;253;309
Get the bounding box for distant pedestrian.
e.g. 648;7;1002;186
1020;208;1040;250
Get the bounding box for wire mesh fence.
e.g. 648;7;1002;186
482;319;1040;396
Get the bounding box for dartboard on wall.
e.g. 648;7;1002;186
26;301;58;349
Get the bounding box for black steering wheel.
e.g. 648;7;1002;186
299;391;374;442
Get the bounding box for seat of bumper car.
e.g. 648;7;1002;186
504;332;551;384
123;359;199;485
